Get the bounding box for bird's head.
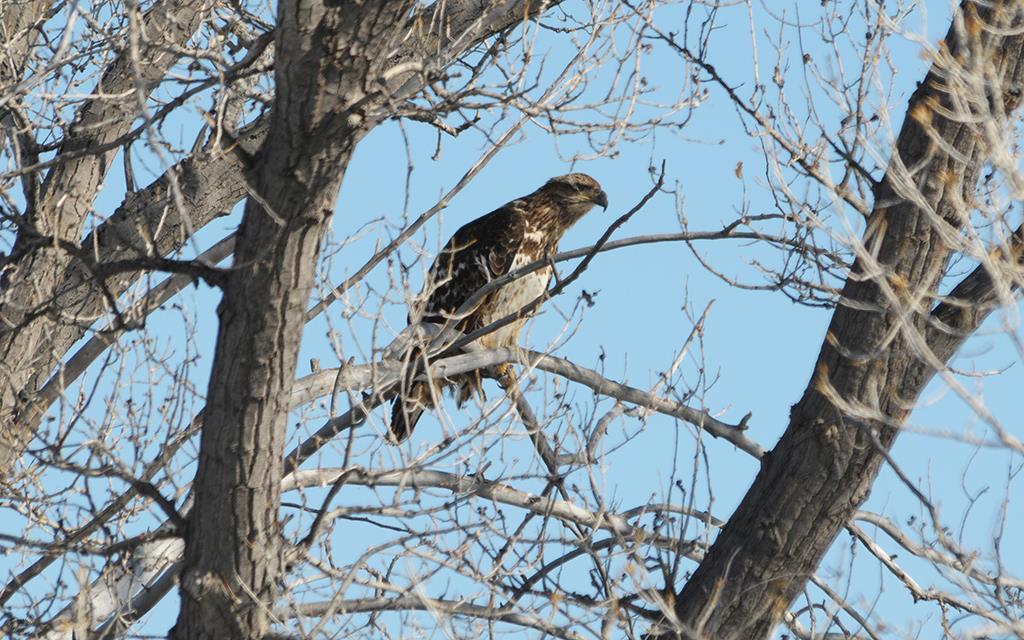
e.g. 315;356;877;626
543;173;609;214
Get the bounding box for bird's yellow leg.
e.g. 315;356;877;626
495;363;514;389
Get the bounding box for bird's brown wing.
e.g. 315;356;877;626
419;201;527;328
389;201;527;443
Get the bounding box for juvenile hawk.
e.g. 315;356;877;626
389;173;608;442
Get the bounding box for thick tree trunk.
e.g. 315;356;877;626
664;3;1024;638
171;2;415;638
170;160;354;639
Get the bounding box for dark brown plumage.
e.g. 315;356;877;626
388;173;608;442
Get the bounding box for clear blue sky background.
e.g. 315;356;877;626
7;1;1023;638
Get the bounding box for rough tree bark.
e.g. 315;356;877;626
664;3;1024;638
170;2;421;638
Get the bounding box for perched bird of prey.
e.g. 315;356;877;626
388;173;608;442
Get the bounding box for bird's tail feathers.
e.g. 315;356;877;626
456;371;484;408
389;350;506;442
388;381;433;444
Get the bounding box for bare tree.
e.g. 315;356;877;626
1;1;1022;639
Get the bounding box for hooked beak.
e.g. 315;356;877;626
593;190;609;210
